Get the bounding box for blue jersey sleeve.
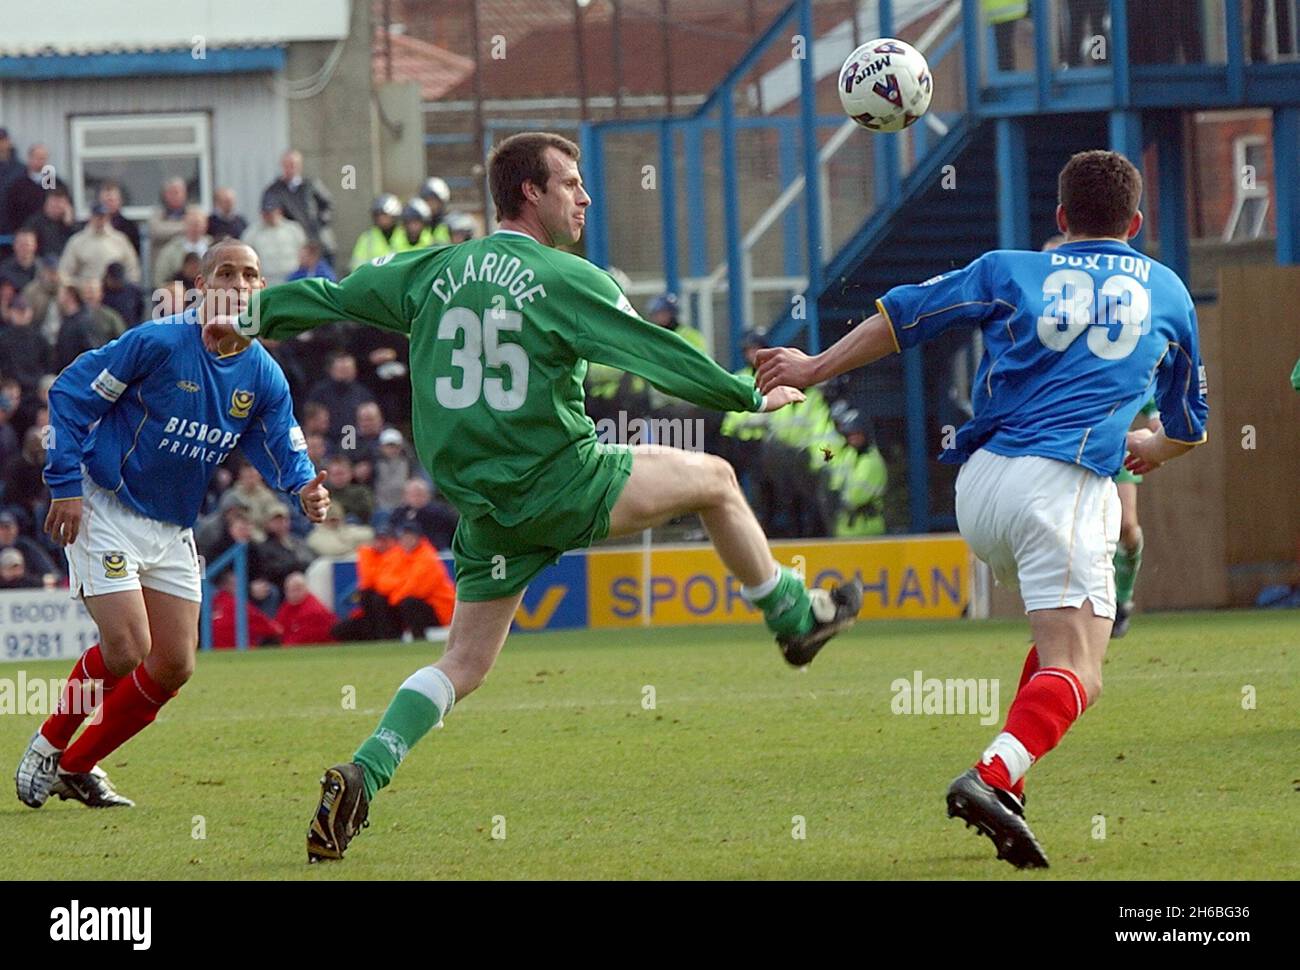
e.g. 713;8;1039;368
44;326;167;500
1154;302;1209;445
241;363;317;500
877;255;1011;351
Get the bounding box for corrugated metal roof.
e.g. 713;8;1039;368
0;0;350;57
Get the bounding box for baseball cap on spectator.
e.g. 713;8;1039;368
39;254;60;270
0;549;23;569
0;127;10;140
374;521;396;538
260;196;280;213
379;428;404;447
268;502;292;520
0;511;18;527
104;262;126;283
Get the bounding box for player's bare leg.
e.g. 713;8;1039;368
16;590;149;808
54;588;197;808
309;592;525;862
947;601;1111;868
1112;481;1143;637
608;445;863;664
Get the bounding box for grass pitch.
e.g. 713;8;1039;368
2;610;1295;880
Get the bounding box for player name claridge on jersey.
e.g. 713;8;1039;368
430;251;549;307
158;416;241;463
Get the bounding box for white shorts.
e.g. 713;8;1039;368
955;448;1119;618
64;479;203;603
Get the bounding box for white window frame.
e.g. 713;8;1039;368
1223;134;1270;242
69;112;212;221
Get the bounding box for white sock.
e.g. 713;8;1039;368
399;665;456;723
741;566;782;604
981;732;1034;784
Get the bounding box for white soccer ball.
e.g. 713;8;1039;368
838;38;933;133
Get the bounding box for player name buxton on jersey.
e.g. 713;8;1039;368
429;250;548;309
1048;248;1152;282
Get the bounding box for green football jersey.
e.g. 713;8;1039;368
244;230;763;525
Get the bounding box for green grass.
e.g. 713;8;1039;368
2;610;1296;880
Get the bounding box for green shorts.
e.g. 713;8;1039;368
450;444;635;602
1114;468;1144;485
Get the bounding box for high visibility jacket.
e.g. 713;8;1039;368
351;226;394;270
983;0;1028;24
721;366;770;440
828;444;888;537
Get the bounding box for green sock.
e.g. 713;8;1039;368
353;667;454;801
747;567;816;638
1114;534;1144;605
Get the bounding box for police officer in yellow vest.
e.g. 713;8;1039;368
350;193;401;271
985;0;1028;71
825;406;887;537
720;330;773;487
419;176;455;247
391;198;437;252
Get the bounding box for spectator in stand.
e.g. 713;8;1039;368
331;525;404;641
351;314;411;423
306;501;374;558
78;278;126;340
389;477;458;550
101;261;144;326
0;547;43;589
217;462;283;540
0;128;24;215
249;502;315;596
176;251;202;290
3;144;66;236
307;352;374;439
22;187;76;259
2;427;49;530
347;401;385;468
259;334;308;410
52;285;107;371
195;503;253;562
262;150;335;263
387;521;455;639
0;295;50;392
21;256;62;345
147;177;190;276
59;202;141;285
243;197;306;285
11;374;53;443
153;205;210;286
287;240;337;283
325;454;373;524
371;427;419;516
302;400;332;440
275;571;337;645
351;193;400;270
97;181;140;254
210;569;283;649
0;388;19;470
0;510;58;580
0;227;39;301
207;187;247;242
305;433;329;470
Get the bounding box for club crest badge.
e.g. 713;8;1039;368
229;389;255;419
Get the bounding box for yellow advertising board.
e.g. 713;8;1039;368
587;535;971;628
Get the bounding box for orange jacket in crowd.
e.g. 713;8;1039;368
355;542;406;599
275;592;338;646
387;537;455;625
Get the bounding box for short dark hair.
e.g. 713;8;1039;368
487;132;581;221
1058;150;1142;239
199;238;258;279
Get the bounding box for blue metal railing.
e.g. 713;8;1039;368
198;542;249;651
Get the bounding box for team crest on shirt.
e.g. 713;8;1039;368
228;389;255;419
102;552;128;579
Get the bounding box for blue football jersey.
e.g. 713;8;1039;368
45;308;317;528
877;240;1208;476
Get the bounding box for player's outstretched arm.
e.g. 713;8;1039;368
754;312;898;394
1123;428;1195;476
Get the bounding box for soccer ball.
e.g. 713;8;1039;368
838;38;933;133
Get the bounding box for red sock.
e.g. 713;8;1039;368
40;645;124;750
975;666;1087;794
59;666;175;774
1008;645;1040;800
